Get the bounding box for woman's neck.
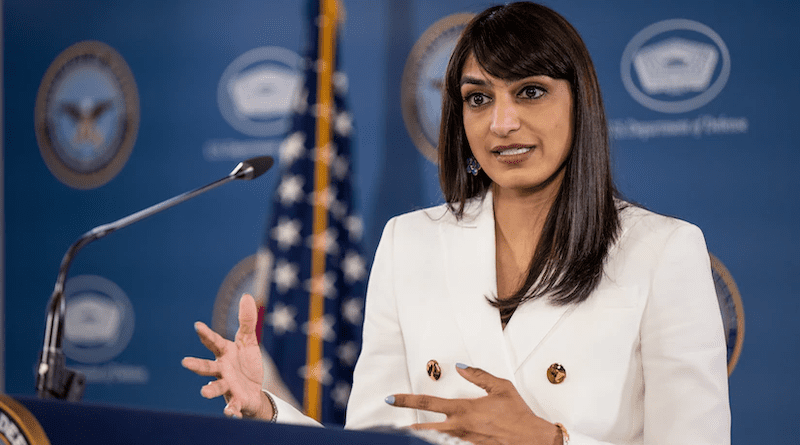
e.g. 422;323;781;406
492;176;561;243
492;177;561;300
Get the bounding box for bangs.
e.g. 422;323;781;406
468;7;573;82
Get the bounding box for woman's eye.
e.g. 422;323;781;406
464;93;489;108
520;85;546;99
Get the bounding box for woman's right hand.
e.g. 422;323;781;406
182;293;273;420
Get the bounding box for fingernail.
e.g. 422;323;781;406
385;395;395;405
456;362;469;369
194;322;201;331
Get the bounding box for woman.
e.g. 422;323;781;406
183;2;731;444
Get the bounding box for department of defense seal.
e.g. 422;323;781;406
212;252;271;340
709;254;744;375
35;40;140;189
0;395;51;445
402;13;474;164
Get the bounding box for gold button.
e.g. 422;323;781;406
547;363;566;384
426;360;441;381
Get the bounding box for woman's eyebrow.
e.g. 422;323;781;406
460;76;488;87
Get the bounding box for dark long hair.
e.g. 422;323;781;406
438;2;621;308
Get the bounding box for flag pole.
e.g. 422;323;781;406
305;0;338;421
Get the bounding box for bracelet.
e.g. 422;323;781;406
264;392;278;423
555;423;569;445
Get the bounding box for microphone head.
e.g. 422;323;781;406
231;156;274;180
243;156;274;178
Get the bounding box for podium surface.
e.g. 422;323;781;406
9;396;435;445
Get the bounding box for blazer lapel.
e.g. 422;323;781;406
440;193;516;382
502;294;575;373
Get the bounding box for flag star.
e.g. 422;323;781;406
345;215;364;242
330;152;349;181
311;102;332;120
308;185;337;209
333;71;349;95
314;57;329;74
305;271;338;299
307;227;340;256
302;314;336;342
331;381;351;408
272;217;302;251
280;132;307;166
330;199;347;221
277;174;305;207
337;341;360;366
313;142;335;164
267;302;297;335
334;111;353;137
342;252;366;284
341;297;363;326
298;358;333;386
273;259;300;294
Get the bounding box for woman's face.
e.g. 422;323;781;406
460;55;573;195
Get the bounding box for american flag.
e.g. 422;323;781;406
259;0;365;425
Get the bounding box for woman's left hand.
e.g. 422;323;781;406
387;364;561;445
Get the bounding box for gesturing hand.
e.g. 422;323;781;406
181;294;272;420
387;364;562;445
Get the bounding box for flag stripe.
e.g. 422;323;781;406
305;0;338;421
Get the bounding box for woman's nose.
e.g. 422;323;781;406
489;100;520;136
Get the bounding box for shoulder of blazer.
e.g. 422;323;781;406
614;203;707;259
389;192;492;231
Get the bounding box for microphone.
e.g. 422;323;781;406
36;156;274;400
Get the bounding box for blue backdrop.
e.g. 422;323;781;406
3;1;799;443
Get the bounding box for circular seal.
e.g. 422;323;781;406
35;40;140;189
0;395;51;445
217;46;303;138
621;19;730;114
402;13;474;164
709;254;744;376
212;252;272;340
62;275;135;364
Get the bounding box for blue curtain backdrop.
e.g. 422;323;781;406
3;0;798;443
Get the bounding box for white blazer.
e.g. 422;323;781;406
274;192;731;445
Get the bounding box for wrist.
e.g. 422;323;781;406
244;391;275;421
259;391;278;422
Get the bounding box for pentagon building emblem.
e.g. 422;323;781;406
35;41;140;189
634;37;718;95
402;13;474;163
621;19;730;114
217;46;303;138
62;275;135;365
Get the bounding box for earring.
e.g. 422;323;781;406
466;157;481;176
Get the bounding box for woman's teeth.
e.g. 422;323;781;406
497;147;531;156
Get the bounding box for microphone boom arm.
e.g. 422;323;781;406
36;156;273;400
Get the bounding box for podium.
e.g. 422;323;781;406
8;396;436;445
